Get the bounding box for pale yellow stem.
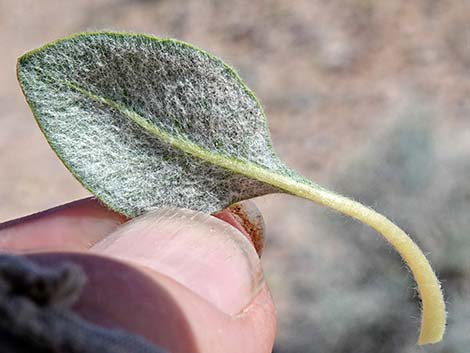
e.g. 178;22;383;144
286;183;447;345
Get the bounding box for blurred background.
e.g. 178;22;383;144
1;1;469;352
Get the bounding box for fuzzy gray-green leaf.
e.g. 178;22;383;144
16;32;448;342
17;32;290;217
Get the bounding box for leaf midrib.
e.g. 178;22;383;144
68;82;312;196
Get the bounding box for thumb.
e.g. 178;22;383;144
90;207;265;316
84;206;276;353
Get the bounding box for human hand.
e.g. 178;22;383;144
0;198;276;353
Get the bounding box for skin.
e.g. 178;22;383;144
0;198;276;353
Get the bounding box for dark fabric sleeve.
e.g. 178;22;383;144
0;254;167;353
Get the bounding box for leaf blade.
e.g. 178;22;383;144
17;32;284;216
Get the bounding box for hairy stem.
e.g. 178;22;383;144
282;181;446;345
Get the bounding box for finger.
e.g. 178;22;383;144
0;198;262;254
27;207;276;353
0;198;126;253
90;208;265;316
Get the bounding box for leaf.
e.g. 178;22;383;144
17;32;445;344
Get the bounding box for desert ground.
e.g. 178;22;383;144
1;1;469;352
